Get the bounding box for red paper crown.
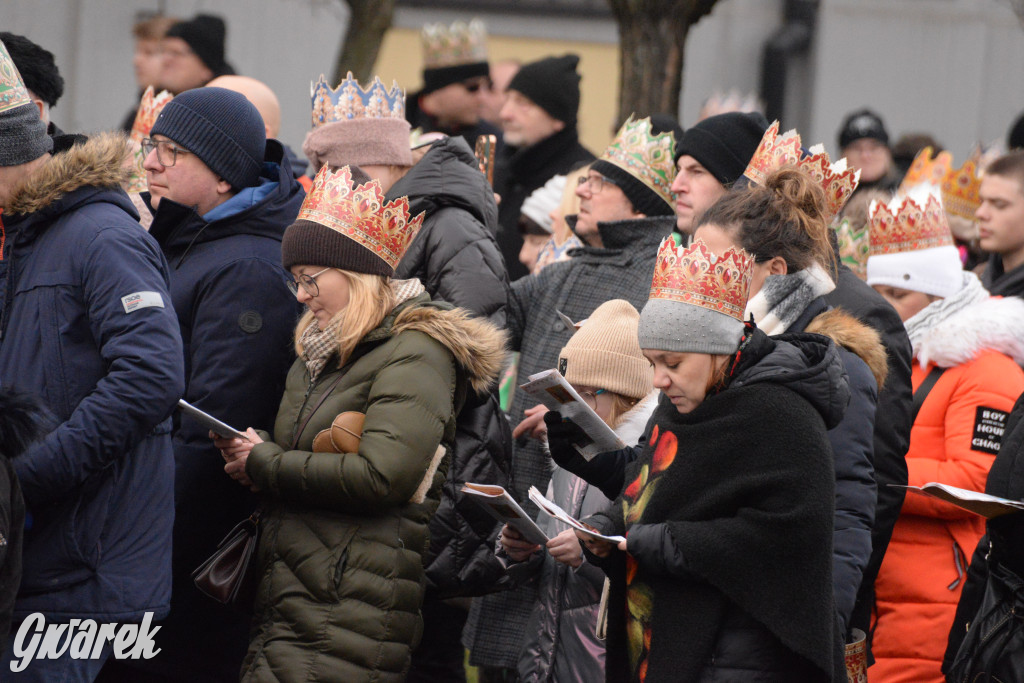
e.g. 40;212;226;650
940;157;982;220
742;121;860;218
649;237;753;322
897;147;952;195
296;166;424;270
126;86;174;194
869;193;954;257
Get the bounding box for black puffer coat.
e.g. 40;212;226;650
387;137;512;597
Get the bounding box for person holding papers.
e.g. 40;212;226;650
213;165;505;683
861;184;1024;681
571;237;847;682
500;299;657;683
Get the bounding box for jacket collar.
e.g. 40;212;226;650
507;127;585;179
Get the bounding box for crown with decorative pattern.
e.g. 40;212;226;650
597;115;677;210
940;155;982;221
126;86;173;193
897;147;952;196
294;165;423;272
421;19;487;69
742;121;860;218
835;216;870;280
649;237;753;321
0;39;31;115
309;72;405;129
868;189;954;257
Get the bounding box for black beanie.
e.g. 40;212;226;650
1010;112;1024;150
166;14;234;77
590;160;674;217
507;54;581;130
151;87;265;190
675;111;769;186
0;32;64;107
422;62;489;94
838;108;889;150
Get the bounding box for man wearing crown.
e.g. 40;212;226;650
464;116;676;678
0;39;185;679
978;151;1024;298
125;86;306;682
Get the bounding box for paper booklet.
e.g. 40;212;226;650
177;399;250;441
460;483;549;546
518;369;626;460
891;482;1024;519
528;486;627;544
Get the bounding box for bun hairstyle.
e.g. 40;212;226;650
697;167;836;274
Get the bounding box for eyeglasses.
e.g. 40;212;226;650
580;389;606;411
577;174;613;194
141;138;190;167
287;267;333;298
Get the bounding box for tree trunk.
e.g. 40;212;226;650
607;0;720;128
332;0;396;85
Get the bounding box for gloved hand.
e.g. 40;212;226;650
544;410;589;473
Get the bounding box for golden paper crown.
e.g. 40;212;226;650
421;19;487;69
742;121;860;218
869;190;954;257
296;165;424;270
599;116;677;209
649;237;754;322
835;217;870;280
0;39;32;115
310;72;405;129
940;156;982;220
126;86;174;194
897;147;952;195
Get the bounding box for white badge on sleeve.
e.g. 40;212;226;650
121;291;165;314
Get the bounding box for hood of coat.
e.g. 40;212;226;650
910;294;1024;369
5;132;133;219
385;294;508;395
805;307;888;390
146;139;305;256
386;136;499;234
731;327;851;430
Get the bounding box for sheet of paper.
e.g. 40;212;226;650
461;483;549;546
518;369;625;459
177;399;250;441
528;486;626;544
892;482;1024;519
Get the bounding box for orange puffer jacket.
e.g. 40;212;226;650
871;287;1024;683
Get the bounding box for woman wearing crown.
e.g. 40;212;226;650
213;165;507;683
568;237;847;681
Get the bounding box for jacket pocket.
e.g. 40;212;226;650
328;525;359;602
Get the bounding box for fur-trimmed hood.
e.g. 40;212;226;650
806;307;889;390
392;303;508;395
5;133;130;216
911;295;1024;368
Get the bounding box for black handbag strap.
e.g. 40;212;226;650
291;372;346;450
912;366;947;424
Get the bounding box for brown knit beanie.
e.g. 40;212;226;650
558;299;653;401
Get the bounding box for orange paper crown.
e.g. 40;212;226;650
897;147;952;195
742;121;860;218
649;237;753;321
126;86;173;194
296;165;424;270
940;156;982;220
868;191;954;257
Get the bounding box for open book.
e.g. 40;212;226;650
460;483;548;546
528;486;626;544
892;482;1024;519
518;369;626;460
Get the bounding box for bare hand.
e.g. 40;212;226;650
213;428;263;491
547;529;583;568
574;527;624;558
500;524;541;562
512;404;550;441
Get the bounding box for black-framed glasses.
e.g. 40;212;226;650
141;137;190;167
287;267;333;297
580;389;606;410
577;173;613;194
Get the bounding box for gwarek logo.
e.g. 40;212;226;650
9;612;161;672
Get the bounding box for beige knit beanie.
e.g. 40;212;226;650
558;299;653;401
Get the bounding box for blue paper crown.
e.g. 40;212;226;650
310;72;405;128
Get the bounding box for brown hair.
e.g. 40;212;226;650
697;167;836;274
704;354;732;394
985;150;1024;197
132;15;178;41
605;392;641;430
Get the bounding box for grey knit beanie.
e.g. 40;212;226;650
0;39;53;167
150;86;264;190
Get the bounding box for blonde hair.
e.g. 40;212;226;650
294;270;396;367
605;392;641;429
552;166;587;245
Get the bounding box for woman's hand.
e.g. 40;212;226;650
500;524;541;562
212;428;263;491
547;529;583;568
574;528;627;557
512;404;550;441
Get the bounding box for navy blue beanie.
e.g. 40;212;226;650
151;86;265;190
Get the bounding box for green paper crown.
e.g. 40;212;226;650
835;217;870;280
600;116;677;210
0;40;32;115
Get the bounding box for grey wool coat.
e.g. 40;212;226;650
463;215;675;668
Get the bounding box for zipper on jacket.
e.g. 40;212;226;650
949;541;966;591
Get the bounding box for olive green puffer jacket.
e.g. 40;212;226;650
241;292;506;683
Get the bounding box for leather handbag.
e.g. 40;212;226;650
192;509;262;605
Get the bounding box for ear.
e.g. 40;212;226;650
552;119;566;133
216;177;233;196
767;256;788;276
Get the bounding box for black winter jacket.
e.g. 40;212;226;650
387;137;513;597
981;254;1024;298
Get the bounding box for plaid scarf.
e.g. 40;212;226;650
744;264;835;336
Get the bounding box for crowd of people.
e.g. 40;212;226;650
2;10;1024;683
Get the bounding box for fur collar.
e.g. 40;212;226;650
614;391;659;446
805;308;889;389
5;133;130;216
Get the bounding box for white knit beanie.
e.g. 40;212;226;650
521;175;566;234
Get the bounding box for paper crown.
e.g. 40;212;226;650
742;121;860;218
0;40;32;115
835;217;870;280
310;72;405;129
599;116;677;209
940;154;982;221
649;237;753;322
897;147;952;195
126;86;173;194
296;165;424;271
868;187;954;257
421;19;488;69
